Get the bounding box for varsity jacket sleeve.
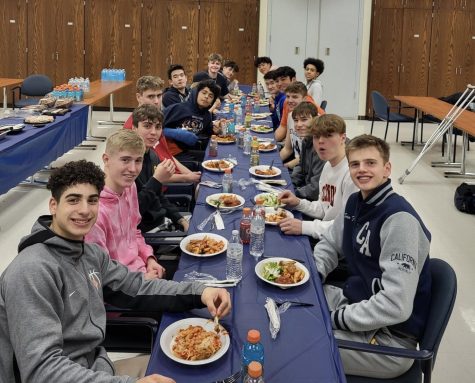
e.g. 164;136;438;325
330;212;430;333
2;249;135;383
313;209;345;277
99;250;206;312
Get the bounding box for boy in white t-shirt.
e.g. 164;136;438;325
278;114;358;239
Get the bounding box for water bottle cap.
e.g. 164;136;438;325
243;207;251;214
224;168;232;174
232;229;239;235
247;329;261;342
248;361;262;378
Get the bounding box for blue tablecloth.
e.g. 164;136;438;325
0;104;89;195
146;115;346;382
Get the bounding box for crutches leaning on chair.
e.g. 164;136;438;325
399;84;475;184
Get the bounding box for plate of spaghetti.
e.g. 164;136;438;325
160;317;230;365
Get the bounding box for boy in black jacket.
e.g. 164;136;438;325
132;104;189;233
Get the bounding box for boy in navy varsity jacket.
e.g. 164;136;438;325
314;134;431;379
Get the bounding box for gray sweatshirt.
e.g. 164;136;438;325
0;216;206;383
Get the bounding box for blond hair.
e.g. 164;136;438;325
105;129;145;156
136;75;164;94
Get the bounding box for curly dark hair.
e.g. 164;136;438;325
47;160;105;201
303;58;324;74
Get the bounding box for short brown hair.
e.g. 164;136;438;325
292;101;318;120
311;114;346;137
346;134;390;163
285;81;307;97
136;75;164;94
208;53;223;63
132;104;163;128
106;129;145;156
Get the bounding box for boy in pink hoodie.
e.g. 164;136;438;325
86;129;167;279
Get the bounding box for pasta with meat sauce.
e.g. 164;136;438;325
172;325;222;361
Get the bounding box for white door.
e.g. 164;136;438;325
267;0;310;81
318;0;363;118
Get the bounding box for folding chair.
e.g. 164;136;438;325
338;258;457;383
370;91;417;147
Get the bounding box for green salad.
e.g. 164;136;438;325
262;262;282;281
255;193;280;207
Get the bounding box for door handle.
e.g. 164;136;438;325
56;52;59;61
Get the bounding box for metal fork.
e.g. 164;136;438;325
213;370;242;383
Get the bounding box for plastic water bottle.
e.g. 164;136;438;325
229;102;235;120
244;361;265;383
258;82;265;100
227;120;235;135
235;105;243;125
251;83;257;94
222;168;233;193
237;129;245;149
250;203;265;258
226;230;243;280
242;329;264;374
243;131;252;155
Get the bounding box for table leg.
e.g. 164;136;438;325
431;124;461;168
444;132;475;179
97;93;126;126
3;86;7;111
84;105;105;143
401;110;425;148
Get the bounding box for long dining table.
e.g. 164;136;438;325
145;112;346;382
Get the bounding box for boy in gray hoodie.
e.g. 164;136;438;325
0;160;231;383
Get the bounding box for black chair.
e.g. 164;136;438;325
338;258;457;383
370;91;417;148
11;74;53;109
104;314;159;353
320;100;328;111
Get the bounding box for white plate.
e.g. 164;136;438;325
160;317;230;365
202;159;234;173
249;165;282;178
254;192;285;208
250;125;273;134
264;207;294;226
258;143;277;152
215;135;236;144
180;232;228;257
206;193;245;210
255;257;310;289
251;112;271;119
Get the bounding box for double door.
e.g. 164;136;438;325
27;0;84;85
